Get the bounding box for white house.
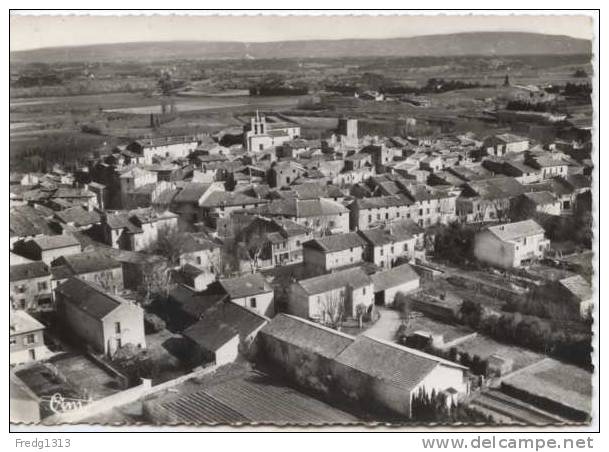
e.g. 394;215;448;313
288;267;374;321
474;219;550;268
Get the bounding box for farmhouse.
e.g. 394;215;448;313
9;261;53;311
10;310;49;365
219;273;275;317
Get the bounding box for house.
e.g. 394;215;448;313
302;232;367;274
50;251;124;293
370;263;420;306
12;234;82;266
10;262;53;311
474;219;550;268
405;185;459;228
258;315;468;418
119;167;158;208
500;160;542;184
258;314;355;394
102;208;178;252
181;288;269;365
358;227;416;269
332;335;468;417
510;191;562;219
238;216;312;268
348;195;412;231
219;273;275;317
527;154;569;179
126;136;198;164
55;278;146;356
256;198;350;235
9;205;55;246
165;182;220;224
457;177;525;223
288;267;374;321
483;134;530;157
268;160;305;188
199;191;268;226
10;310;49;365
54;206;102;231
173;264;214;292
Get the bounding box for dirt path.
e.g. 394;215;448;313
363;307;402;342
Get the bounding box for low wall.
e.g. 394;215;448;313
41;363;220;425
43;379;152;425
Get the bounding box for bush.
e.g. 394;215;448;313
144;312;166;334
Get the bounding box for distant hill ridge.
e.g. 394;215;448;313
11;32;592;63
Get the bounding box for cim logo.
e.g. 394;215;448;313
41;393;91;414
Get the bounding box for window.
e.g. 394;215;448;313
380;249;384;256
296;240;301;246
363;287;366;295
115;322;121;334
523;237;527;245
403;243;409;252
37;281;48;291
368;215;372;222
196;256;202;265
385;213;389;220
419;209;423;216
116;338;122;349
10;338;16;346
24;334;35;345
250;298;257;308
17;285;26;294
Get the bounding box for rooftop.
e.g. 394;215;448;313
298;267;372;295
370;264;419;292
10;261;50;282
303;232;366;253
261;314;354;360
55;277;134;320
220;273;273;299
487;219;545;242
10;310;45;335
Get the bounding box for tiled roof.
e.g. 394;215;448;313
10;261;50;281
55;277;131;319
487;219;545;242
32;234;80;251
55;207;102;227
559;275;592;301
55;251;121;274
298;267;372;295
303;232;366;253
335;336;464;392
261;314;354;360
10;310;45;335
523;191;558;205
352;195;411;210
370;264;419;292
172;183;214;204
220;273;272;299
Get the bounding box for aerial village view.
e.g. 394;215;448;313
9;13;596;428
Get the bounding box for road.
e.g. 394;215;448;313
363;307;402;342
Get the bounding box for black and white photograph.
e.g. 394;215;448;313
8;10;598;433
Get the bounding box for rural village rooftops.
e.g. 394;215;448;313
370;264;419;292
487;219;546;242
260;314;354;360
303;232;367;253
201;191;267;208
220;273;273;299
297;267;372;295
9;261;50;282
55;277;136;320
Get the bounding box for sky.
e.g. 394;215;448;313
10;13;594;52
